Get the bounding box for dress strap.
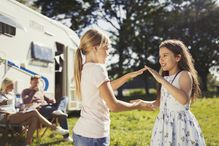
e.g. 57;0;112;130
170;71;181;84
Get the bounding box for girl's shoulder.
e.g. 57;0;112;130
84;63;106;72
84;62;104;67
179;71;192;79
178;70;193;85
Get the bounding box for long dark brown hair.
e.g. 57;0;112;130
157;39;201;103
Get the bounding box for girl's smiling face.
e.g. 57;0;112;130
159;47;181;75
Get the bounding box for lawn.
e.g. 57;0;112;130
1;98;218;146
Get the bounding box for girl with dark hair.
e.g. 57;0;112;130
132;40;206;146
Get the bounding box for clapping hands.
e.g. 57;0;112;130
127;65;164;84
130;99;156;111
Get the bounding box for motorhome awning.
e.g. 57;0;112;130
0;14;25;30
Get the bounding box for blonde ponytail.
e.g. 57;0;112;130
74;48;83;100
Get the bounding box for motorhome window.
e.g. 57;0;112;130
31;42;54;63
0;22;16;37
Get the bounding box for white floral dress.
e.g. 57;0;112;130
150;72;206;146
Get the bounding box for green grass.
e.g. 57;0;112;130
1;98;218;146
110;98;219;146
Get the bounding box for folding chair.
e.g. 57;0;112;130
40;113;62;138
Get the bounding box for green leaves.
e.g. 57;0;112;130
32;0;219;92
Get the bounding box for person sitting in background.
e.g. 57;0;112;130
21;75;72;142
0;78;69;146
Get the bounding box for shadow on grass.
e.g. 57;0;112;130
68;110;81;118
0;136;26;146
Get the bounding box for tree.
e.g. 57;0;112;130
34;0;100;33
16;0;39;11
99;0;167;98
34;0;165;98
33;0;219;94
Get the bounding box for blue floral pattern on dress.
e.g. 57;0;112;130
150;73;206;146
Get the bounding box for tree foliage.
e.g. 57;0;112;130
34;0;100;33
33;0;219;93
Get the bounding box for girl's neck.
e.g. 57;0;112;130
85;55;97;63
169;67;180;75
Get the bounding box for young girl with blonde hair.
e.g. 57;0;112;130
73;28;147;146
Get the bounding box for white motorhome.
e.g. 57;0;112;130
0;0;81;111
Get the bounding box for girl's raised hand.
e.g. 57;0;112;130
127;67;147;79
144;65;164;83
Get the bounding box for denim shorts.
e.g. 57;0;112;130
73;133;110;146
